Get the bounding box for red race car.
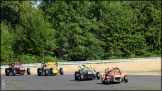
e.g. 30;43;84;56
101;67;128;84
5;62;31;76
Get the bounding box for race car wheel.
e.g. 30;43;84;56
44;69;48;76
96;72;100;79
59;68;64;75
37;68;41;76
27;68;31;75
5;68;9;76
50;68;53;74
75;71;80;80
124;75;128;83
12;69;16;76
101;75;105;84
106;78;110;85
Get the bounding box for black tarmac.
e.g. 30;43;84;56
1;74;161;90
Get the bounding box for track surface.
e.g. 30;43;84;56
1;74;161;90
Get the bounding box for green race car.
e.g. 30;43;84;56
74;65;100;81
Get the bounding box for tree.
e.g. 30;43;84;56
39;1;104;60
1;22;15;64
13;2;57;57
129;1;161;56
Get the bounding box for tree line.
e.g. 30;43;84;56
1;0;161;65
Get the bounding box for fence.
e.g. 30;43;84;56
0;57;160;69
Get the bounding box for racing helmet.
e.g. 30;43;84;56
105;68;109;72
80;65;84;70
82;65;86;67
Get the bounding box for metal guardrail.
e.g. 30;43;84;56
0;57;161;69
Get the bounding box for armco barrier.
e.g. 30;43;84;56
0;57;161;69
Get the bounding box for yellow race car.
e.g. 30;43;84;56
37;62;63;76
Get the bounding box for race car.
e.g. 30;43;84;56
37;62;64;76
5;62;31;76
101;67;128;84
74;65;100;81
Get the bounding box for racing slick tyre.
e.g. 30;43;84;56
96;72;100;79
59;68;64;75
37;68;41;76
5;68;9;76
27;68;31;75
124;75;128;83
44;69;48;76
50;68;53;74
106;78;110;85
75;71;80;80
101;75;105;84
12;69;16;76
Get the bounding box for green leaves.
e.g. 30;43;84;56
1;22;15;64
0;1;161;64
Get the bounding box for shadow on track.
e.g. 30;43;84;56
32;75;59;77
1;74;29;76
69;79;93;82
96;82;121;85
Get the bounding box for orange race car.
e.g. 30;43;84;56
101;67;128;84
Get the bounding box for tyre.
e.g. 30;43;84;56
96;72;100;79
5;68;9;76
101;75;105;84
27;68;31;75
50;68;53;74
124;75;128;83
44;69;48;76
12;69;16;76
37;68;41;76
75;71;79;80
106;78;110;85
59;68;64;75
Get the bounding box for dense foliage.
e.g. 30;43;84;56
1;1;161;65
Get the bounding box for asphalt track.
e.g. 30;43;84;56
1;74;161;90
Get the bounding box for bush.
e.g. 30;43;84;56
16;55;39;64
